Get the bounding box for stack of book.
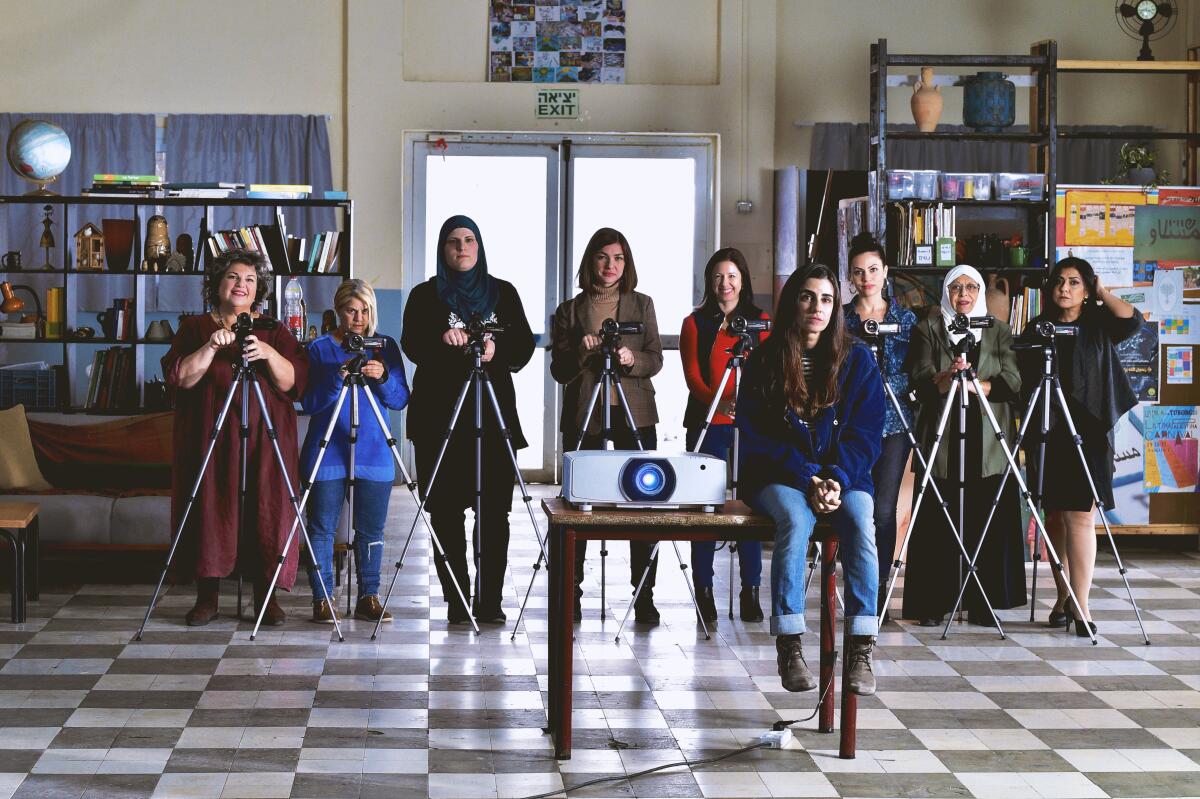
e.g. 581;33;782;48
246;183;311;200
83;174;163;197
1009;286;1042;335
84;347;136;410
165;182;242;199
205;224;291;275
301;231;342;273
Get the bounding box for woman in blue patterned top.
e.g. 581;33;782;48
842;233;916;616
301;279;409;625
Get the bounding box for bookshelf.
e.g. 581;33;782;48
0;195;352;414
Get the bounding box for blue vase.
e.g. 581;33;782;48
963;71;1015;133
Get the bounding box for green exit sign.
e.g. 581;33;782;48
536;87;579;119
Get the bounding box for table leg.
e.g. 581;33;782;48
547;524;561;737
555;528;576;759
839;636;858;759
819;541;837;734
24;517;39;601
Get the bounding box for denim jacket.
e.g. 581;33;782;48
843;298;916;436
735;341;885;500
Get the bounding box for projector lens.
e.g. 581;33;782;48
620;458;677;502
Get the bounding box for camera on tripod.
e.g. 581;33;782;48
862;319;900;337
947;312;994;335
600;317;643;349
1031;319;1078;340
466;315;506;340
232;312;278;345
729;315;771;335
344;333;387;352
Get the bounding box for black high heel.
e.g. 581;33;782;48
1048;608;1069;627
1074;617;1097;638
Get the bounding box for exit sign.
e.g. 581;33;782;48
536;87;579;119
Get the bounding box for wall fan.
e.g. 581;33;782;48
1116;1;1178;61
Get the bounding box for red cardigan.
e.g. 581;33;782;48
680;310;770;426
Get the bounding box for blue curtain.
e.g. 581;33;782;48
0;113;156;266
163;114;335;255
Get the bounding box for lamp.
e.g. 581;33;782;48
0;282;44;338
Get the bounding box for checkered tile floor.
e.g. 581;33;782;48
2;485;1198;798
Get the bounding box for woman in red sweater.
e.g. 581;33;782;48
680;248;770;623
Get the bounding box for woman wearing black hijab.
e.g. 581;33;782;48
402;215;535;624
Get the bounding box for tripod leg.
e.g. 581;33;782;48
136;378;241;640
611;379;644;451
967;378;1096;645
1051;383;1150;644
728;543;735;620
667;539;710;638
615;542;660;643
691;366;734;453
358;387;478;638
574;380;604;451
246;377;345;643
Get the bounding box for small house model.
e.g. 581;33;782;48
75;223;105;270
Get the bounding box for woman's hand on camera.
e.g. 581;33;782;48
480;339;496;363
208;328;236;352
581;334;601;352
241;335;277;364
361;360;385;380
933;368;954;395
443;328;469;348
616;346;635;367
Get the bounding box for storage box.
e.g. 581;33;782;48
940;172;993;200
0;368;59;410
887;170;915;200
994;172;1046;200
912;170;940;200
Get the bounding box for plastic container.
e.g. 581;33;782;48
994;172;1046;200
887;170;915;200
912;170;940;200
939;172;992;200
0;368;58;410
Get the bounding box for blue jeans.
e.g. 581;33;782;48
751;484;878;637
306;478;391;602
873;433;911;605
686;424;762;588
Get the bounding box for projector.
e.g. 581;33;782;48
561;450;727;512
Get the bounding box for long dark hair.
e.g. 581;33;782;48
578;227;638;294
757;263;851;418
698;247;755;314
1049;256;1098;318
847;232;889;300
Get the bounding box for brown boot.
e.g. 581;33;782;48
312;599;336;624
355;595;392;623
186;578;219;627
254;584;286;626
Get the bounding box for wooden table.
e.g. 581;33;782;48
542;497;857;760
0;502;40;624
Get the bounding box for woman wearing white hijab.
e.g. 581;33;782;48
901;266;1027;626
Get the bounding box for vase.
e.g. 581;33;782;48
101;218;134;272
985;274;1011;323
963;71;1015;133
910;67;943;132
1126;167;1156;185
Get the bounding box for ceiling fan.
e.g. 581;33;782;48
1115;1;1178;61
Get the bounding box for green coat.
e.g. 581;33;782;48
909;314;1021;479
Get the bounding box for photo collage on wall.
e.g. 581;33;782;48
489;0;626;83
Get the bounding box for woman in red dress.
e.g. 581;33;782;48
163;248;309;626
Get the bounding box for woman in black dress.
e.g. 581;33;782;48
1018;256;1139;636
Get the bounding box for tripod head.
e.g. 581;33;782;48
948;312;993;356
232;313;280;364
599;317;642;355
725;314;770;358
464;314;506;356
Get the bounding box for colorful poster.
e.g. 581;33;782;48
1166;346;1193;384
1100;404;1150;525
1055;246;1133;288
1143;405;1200;493
1062;189;1148;247
489;0;624;84
1133;206;1200;264
1117;318;1160;401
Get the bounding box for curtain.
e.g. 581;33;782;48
809;122;1154;184
162;114;335;254
0;113;156;266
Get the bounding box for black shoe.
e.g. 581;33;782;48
739;587;764;623
573;597;582;623
917;616;943;628
634;591;660;626
775;634;816;692
475;607;507;625
1048;607;1070;628
447;601;472;625
696;587;718;624
845;635;877;696
1074;617;1097;638
967;612;997;628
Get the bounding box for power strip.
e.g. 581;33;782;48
757;728;795;749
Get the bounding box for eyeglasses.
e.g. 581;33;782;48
948;283;980;296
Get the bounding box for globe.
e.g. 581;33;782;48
6;120;71;195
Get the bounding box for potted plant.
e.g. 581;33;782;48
1117;143;1167;186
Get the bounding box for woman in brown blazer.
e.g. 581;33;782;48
551;227;663;624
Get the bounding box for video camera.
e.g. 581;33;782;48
1031;319;1078;340
466;315;506;340
947;313;994;336
729;315;771;335
232;312;278;345
344;333;387;352
862;319;900;337
599;317;642;351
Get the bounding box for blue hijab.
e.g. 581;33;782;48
435;215;499;321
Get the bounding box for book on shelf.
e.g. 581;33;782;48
93;173;160;184
1009;286;1041;335
245;190;308;200
163;182;243;190
248;183;312;193
323;190;348;200
204;222;292;275
167;188;235;198
86;347;137;410
891;202;956;267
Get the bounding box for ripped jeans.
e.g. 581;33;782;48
306;478;391;601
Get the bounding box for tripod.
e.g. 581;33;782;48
689;329;752;620
383;329;548;635
137;344;341;642
963;335;1149;644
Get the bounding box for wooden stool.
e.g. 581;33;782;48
0;502;40;624
812;523;857;759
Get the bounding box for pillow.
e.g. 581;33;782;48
0;404;52;490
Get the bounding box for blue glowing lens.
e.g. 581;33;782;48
636;465;665;493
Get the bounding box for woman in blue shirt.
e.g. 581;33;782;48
301;279;409;624
842;233;916;616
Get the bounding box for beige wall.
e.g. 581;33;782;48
1;0;1196;294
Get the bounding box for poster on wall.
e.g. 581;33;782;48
1133;205;1200;264
488;0;626;84
1100;404;1150;525
1054;246;1133;287
1166;346;1193;384
1143;405;1200;493
1118;317;1160;401
1061;189;1148;247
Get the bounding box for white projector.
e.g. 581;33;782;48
561;450;728;512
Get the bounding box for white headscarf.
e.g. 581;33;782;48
940;264;988;346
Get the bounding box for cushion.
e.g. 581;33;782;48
0;404;51;490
